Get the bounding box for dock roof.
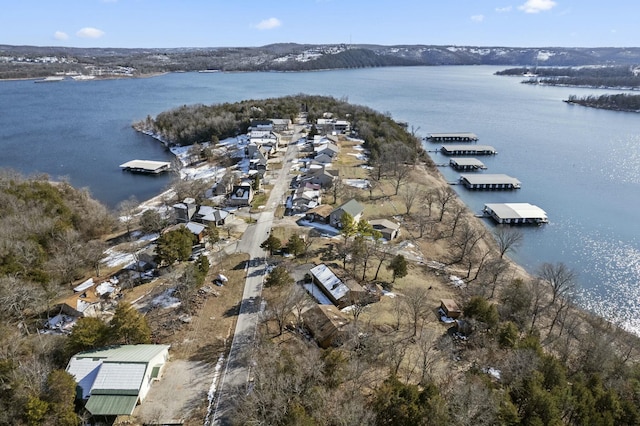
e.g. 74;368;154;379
484;203;547;221
440;145;496;155
427;132;478;140
449;158;486;167
119;160;171;172
460;174;521;185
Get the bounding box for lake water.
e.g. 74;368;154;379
1;67;639;332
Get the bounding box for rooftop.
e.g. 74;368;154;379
484;203;548;221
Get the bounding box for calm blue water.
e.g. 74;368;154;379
1;67;639;332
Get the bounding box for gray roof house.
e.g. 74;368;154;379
300;168;338;189
314;142;339;159
66;344;170;417
173;198;197;223
195;205;229;226
329;199;365;228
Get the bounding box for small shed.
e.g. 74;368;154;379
440;299;462;319
302;304;350;348
369;218;401;240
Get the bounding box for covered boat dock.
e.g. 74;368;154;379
119;160;172;174
449;158;487;171
440;145;497;155
426;132;478;142
483;203;548;225
459;174;521;190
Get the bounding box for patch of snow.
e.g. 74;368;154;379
381;290;396;298
302;282;334;305
103;248;135;268
204;353;226;426
151;288;181;309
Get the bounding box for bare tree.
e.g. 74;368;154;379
413;211;435;239
83;239;107;277
392;163;412;195
483;257;511;298
116;196;140;239
400;183;420;215
493;226;524;259
537;262;577;304
447;223;485;266
402;286;432;337
421;189;436;217
372;240;393;281
448;203;466;237
435;187;456;222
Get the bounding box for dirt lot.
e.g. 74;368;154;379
123;251;249;425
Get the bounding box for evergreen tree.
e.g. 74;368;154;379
260;234;282;256
287;234;305;257
109;302;151;345
265;266;294;288
387;254;408;282
155;227;194;265
66;317;110;355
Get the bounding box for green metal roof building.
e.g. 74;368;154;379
66;344;170;417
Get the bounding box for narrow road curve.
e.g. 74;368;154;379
210;133;300;426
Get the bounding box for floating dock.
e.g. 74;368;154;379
425;132;478;142
483;203;548;225
449;158;487;171
119;160;171;174
459;174;521;190
440;145;497;155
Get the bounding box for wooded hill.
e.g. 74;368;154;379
4;43;640;79
496;65;640;89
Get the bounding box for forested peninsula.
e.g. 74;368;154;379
497;65;640;112
564;93;640;112
2;94;640;425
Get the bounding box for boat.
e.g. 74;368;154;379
35;76;65;83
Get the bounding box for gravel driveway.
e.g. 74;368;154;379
134;359;215;424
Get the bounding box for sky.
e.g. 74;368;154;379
1;0;638;49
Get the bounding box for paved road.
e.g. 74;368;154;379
210;132;300;425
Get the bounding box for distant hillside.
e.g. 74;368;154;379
2;43;640;79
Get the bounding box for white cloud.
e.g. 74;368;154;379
255;17;282;30
76;27;105;39
495;6;513;13
518;0;557;13
54;31;69;40
471;15;484;22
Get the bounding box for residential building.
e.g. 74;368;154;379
228;184;254;207
309;264;366;308
66;344;170;417
329;199;365;228
302;304;350;348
